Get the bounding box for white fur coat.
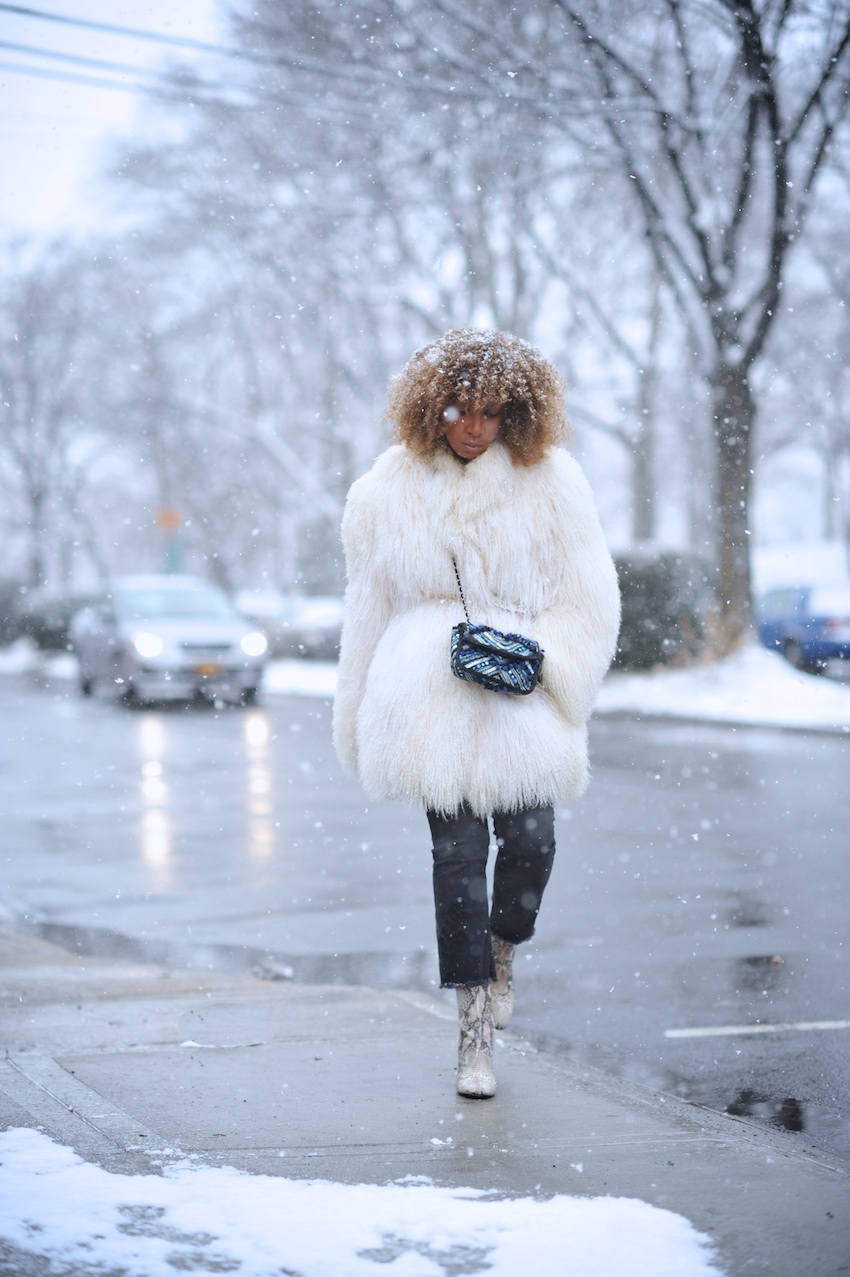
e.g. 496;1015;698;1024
333;441;620;817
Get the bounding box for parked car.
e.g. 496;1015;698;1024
0;579;26;646
70;574;269;704
756;583;850;675
13;587;104;651
235;591;343;660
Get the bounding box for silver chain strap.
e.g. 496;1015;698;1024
451;557;472;625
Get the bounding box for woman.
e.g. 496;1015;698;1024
333;328;620;1098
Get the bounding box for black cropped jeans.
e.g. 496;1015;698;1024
426;803;556;988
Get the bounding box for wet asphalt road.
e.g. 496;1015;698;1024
2;672;848;1159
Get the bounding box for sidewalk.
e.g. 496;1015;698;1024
1;930;848;1275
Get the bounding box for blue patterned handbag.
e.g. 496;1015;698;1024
450;559;544;696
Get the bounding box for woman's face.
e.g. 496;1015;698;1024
442;404;503;460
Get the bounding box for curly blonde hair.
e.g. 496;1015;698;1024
385;328;569;466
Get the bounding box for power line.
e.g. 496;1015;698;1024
0;2;254;61
0;57;143;91
0;1;437;92
0;52;382;119
0;36;171;80
0;43;389;121
0;33;238;103
0;26;287;107
0;4;257;103
0;56;215;99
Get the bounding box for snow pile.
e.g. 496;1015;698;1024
0;1129;720;1277
0;638;78;680
596;643;849;731
0;637;43;674
263;658;339;698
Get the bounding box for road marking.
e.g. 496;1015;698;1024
665;1019;850;1039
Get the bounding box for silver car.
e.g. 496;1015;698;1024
234;590;343;659
70;574;269;705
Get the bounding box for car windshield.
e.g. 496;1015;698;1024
114;586;235;621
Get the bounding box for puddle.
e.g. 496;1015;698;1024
726;1089;805;1133
530;1033;850;1161
21;920;439;994
733;953;785;994
728;896;771;928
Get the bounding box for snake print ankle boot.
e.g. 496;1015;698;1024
455;984;496;1098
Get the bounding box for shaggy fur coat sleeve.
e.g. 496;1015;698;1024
531;451;621;727
332;466;395;776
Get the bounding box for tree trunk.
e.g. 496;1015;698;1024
632;416;655;542
632;282;662;542
823;441;842;541
27;488;47;590
711;363;755;648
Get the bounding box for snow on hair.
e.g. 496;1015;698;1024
385;328;569;466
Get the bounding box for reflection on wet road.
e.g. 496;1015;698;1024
243;710;277;866
138;715;171;890
1;677;848;1158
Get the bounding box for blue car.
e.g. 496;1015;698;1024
757;583;850;675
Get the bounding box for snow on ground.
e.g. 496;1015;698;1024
1;639;847;730
0;1128;720;1277
0;638;49;675
596;643;850;732
263;656;339;698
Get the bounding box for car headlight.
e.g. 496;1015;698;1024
132;631;165;659
240;631;268;657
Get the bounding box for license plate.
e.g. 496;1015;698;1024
195;662;223;676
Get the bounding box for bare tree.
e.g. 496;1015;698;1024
0;252;92;587
753;172;850;557
368;0;850;641
253;0;847;636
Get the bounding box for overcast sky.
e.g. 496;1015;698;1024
0;0;222;241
